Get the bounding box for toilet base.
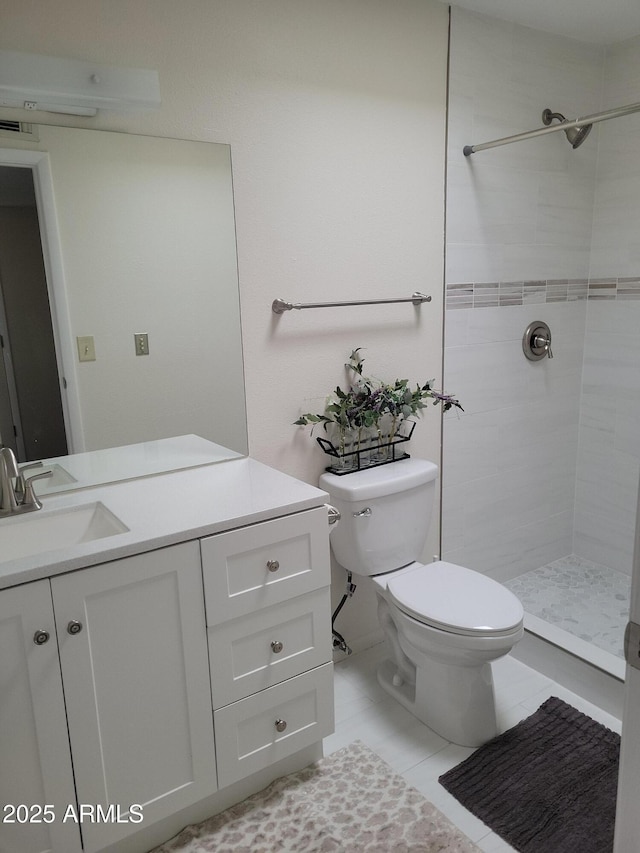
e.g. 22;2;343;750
377;655;498;748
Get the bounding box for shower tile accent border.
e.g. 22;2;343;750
445;276;640;309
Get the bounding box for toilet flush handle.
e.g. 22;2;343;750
353;507;372;518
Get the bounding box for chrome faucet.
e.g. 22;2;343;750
0;447;50;518
0;446;19;513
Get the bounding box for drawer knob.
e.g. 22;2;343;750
266;559;280;573
33;629;50;645
271;640;284;654
275;718;287;733
67;620;83;636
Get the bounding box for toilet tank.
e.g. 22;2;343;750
319;458;438;576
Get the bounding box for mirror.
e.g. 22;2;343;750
0;124;247;491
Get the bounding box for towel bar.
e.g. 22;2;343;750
271;292;431;314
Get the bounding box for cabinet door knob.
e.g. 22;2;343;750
33;629;50;645
275;718;287;733
271;640;284;654
67;620;83;635
266;559;280;573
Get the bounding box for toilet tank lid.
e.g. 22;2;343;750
319;457;438;501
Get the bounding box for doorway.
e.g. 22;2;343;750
0;165;67;461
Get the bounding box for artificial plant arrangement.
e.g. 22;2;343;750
294;348;463;472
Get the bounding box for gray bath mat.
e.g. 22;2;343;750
438;696;619;853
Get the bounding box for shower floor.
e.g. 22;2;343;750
504;555;630;660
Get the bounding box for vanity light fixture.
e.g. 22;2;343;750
0;49;161;117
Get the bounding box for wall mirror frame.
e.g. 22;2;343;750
0;124;248;493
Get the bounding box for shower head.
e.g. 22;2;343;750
542;108;593;149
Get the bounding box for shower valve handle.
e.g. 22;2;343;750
533;334;553;358
523;321;553;361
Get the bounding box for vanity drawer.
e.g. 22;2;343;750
208;588;331;707
214;663;334;788
201;507;330;625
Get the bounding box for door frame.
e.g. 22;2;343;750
0;280;25;457
613;477;640;850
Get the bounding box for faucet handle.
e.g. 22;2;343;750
15;461;44;502
21;470;51;511
18;460;43;472
533;333;553;358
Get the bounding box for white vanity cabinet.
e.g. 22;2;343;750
50;542;217;853
0;580;83;853
0;542;217;853
201;506;334;787
0;455;334;853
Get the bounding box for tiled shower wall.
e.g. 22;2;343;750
574;35;640;574
442;9;640;582
443;297;586;582
575;300;640;573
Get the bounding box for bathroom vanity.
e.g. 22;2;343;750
0;449;334;853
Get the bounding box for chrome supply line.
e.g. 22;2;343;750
463;100;640;156
271;291;431;314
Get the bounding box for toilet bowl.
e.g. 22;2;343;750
374;560;523;745
320;458;524;747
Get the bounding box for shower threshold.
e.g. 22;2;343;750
505;556;627;717
522;613;625;681
512;615;625;719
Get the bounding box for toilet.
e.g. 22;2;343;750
320;457;524;747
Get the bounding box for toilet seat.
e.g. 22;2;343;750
385;561;523;638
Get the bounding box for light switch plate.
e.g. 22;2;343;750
77;335;96;362
134;333;149;356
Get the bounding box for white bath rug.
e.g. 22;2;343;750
150;740;480;852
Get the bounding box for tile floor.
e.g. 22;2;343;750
323;642;621;852
504;555;630;659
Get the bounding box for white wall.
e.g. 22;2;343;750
0;0;450;651
50;127;243;453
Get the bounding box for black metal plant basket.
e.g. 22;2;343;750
316;420;415;475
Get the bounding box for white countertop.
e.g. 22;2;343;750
37;434;243;496
0;457;328;590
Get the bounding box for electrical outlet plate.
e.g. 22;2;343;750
134;333;149;356
77;335;96;362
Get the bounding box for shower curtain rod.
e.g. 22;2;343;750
463;100;640;156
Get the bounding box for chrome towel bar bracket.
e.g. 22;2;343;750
271;292;431;314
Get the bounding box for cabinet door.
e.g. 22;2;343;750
0;580;81;853
51;542;217;853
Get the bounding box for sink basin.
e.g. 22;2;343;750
0;502;129;562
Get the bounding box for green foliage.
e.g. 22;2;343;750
294;349;463;437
